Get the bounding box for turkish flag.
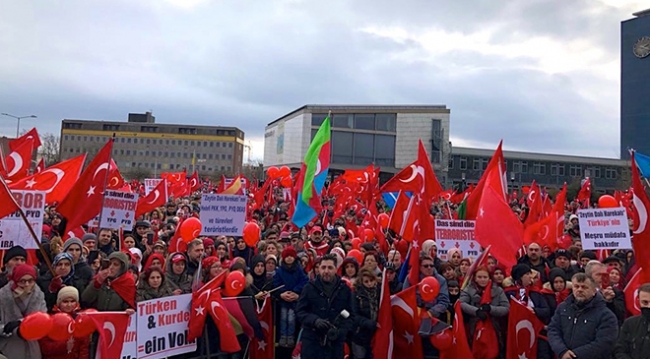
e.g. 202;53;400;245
440;301;473;359
388;191;416;240
2;138;33;181
472;281;499;359
9;155;86;204
631;152;650;280
372;269;394;359
162;170;188;198
506;299;544;359
625;267;643;316
474;182;522;272
86;312;130;359
189;170;201;192
9;127;41;152
523;212;560;250
524;181;543;228
390;285;423;359
465;141;507;220
57;139;114;232
107;159;125;190
0;175;21;220
250;297;274;359
577;178;591;207
135;178;167;218
35;158;45;173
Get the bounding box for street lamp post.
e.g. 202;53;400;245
1;113;37;137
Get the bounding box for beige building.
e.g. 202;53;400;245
60;112;245;176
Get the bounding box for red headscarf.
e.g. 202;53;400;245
143;253;166;272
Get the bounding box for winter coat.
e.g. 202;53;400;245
351;285;379;346
547;293;618;359
37;272;88;311
273;262;308;308
136;278;176;302
232;246;255;267
296;276;354;359
0;283;47;359
73;261;94;289
604;287;626;326
165;253;193;294
460;282;510;348
504;285;553;324
39;310;90;359
613;314;650;359
402;272;450;318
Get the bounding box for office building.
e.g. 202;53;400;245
264;105;451;183
60;112;245;176
621;8;650;159
448;146;628;192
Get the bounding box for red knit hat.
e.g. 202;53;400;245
282;246;298;259
11;264;36;290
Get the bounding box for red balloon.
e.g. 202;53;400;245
429;329;453;350
350;238;361;250
48;312;75;341
347;249;363;263
363;228;375;243
419;276;441;302
377;213;389;229
74;309;97;338
243;222;261;247
180;217;202;243
280;176;293;188
267;167;280;179
598;195;618;208
279;166;291;177
20;312;53;341
224;271;245;296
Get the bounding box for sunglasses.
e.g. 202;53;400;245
422;264;435;268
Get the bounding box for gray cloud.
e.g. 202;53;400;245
0;0;636;160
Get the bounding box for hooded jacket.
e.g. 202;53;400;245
81;252;132;311
165;252;193;294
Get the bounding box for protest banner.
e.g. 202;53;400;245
136;294;196;359
434;219;480;260
0;190;44;249
87;214;100;229
100;190;139;230
578;207;632;250
199;193;247;236
144;178;162;195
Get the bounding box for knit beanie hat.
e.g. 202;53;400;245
281;246;297;259
57;286;79;305
11;264;36;283
81;233;97;243
63;238;83;252
511;263;532;282
3;246;27;265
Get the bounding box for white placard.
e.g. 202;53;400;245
199;194;247;236
434;219;480;261
100;190;139;230
87;215;100;229
144;179;162;196
0;190;44;249
578;207;632;250
135;294;196;359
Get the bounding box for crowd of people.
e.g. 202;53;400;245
0;191;647;359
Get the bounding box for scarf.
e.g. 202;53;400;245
108;273;136;309
53;252;76;285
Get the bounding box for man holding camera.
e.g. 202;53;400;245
296;254;353;358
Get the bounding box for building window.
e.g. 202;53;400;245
63;123;82;129
374;135;396;167
146;139;150;144
184;140;188;146
354;114;375;130
376;113;397;132
209;142;213;147
448;158;454;169
605;168;618;179
533;162;546;175
591;167;601;178
141;126;157;133
332;131;354;164
171;140;176;145
222;154;226;160
229;143;233;148
569;165;582;177
312;113;328;126
191;141;195;146
550;164;565;176
178;127;197;134
209;154;213;159
473;158;481;170
216;142;221;147
353;133;374;165
145;151;149;156
332;114;353;129
460;157;467;170
64;135;69;141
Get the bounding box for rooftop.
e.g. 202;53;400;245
452;146;627;166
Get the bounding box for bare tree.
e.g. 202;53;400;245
38;133;61;166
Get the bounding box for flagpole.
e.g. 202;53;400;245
96;135;115;236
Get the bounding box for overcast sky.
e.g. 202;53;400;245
0;0;646;161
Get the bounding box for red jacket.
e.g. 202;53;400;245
39;334;90;359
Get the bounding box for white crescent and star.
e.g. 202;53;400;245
190;178;197;188
390;296;414;318
39;168;65;193
93;163;110;180
539;224;549;241
210;301;223;319
421;283;432;295
103;322;116;347
6;152;24;178
515;320;535;349
399;165;425;186
67;321;75;334
148;190;161;205
528;190;536;203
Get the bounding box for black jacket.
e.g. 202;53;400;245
604;287;626;326
613;314;650;359
296;275;354;359
547;293;618;359
351;285;379;346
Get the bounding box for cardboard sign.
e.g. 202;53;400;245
100;190;139;230
434;219;480;260
578;207;632;250
135;294;196;359
144;179;162;196
199;194;247;236
0;190;44;249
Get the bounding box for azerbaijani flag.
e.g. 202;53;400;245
292;114;331;227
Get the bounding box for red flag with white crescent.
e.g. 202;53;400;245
9;154;86;204
250;297;274;359
86;312;130;359
506;299;544;359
